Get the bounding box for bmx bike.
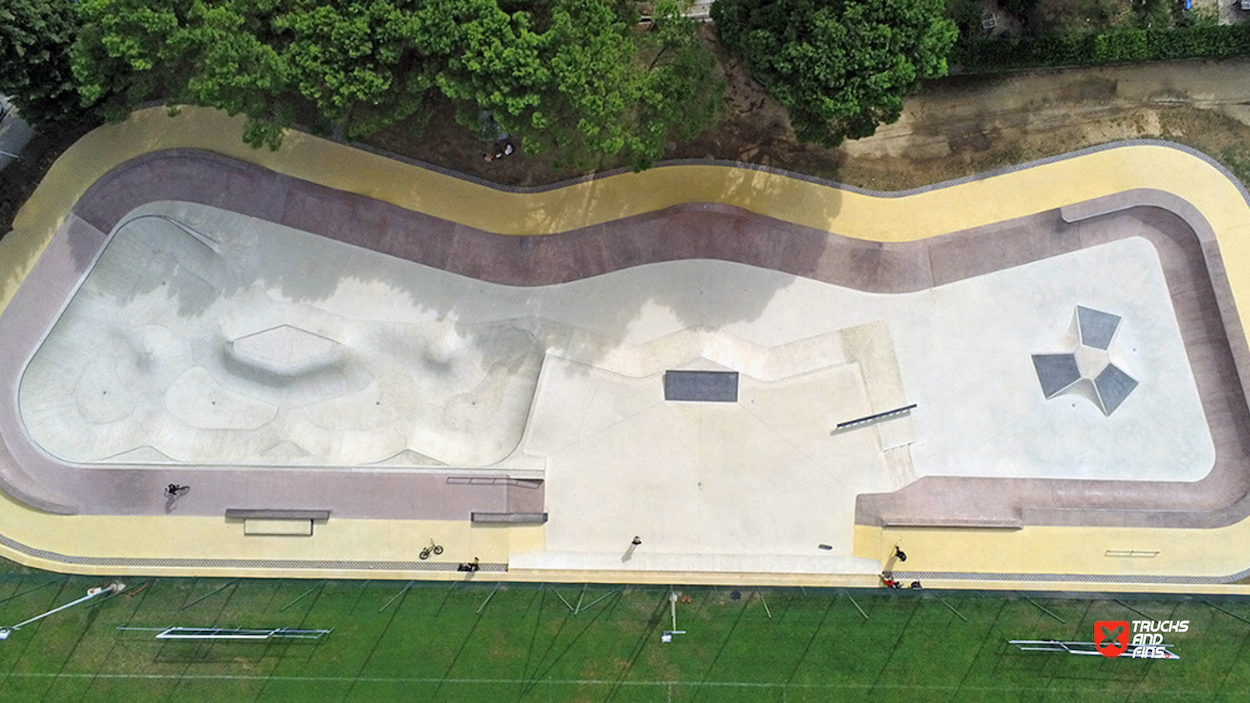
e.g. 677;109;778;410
419;540;444;560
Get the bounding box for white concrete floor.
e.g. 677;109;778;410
15;201;1212;568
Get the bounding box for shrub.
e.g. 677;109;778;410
953;24;1250;71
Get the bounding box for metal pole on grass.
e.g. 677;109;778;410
0;582;125;640
379;582;413;613
280;581;325;612
843;590;868;620
477;582;501;614
670;590;678;632
574;584;587;615
1024;597;1065;624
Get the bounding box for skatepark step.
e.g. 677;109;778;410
243;519;314;536
226;509;330;536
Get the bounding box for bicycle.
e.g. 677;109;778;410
419;540;444;560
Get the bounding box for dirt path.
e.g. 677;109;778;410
646;56;1250;193
743;58;1250;191
849;59;1250;155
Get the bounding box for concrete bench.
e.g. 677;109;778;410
879;517;1022;529
226;509;330;537
225;509;330;520
471;512;548;524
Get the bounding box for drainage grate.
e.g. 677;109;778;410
663;370;739;402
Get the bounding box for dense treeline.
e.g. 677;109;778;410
0;0;83;126
4;0;722;169
3;0;971;165
954;24;1250;72
14;0;1239;167
712;0;958;147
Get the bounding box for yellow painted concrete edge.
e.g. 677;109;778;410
3;106;1250;588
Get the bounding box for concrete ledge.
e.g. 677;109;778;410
880;517;1023;530
225;509;330;520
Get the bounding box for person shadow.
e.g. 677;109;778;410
164;485;189;514
621;543;638;563
885;545;906;571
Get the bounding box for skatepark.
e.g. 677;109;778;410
2;107;1250;590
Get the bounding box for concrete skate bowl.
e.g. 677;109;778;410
1;147;1249;534
19;211;544;469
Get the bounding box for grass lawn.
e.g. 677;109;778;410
0;569;1246;700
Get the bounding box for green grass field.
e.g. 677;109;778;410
0;566;1246;701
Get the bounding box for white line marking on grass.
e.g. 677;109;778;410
0;673;1217;694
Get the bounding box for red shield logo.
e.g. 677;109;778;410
1095;620;1129;658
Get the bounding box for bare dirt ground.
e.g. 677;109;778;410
834;58;1250;190
365;55;1250;194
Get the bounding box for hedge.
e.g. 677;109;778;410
953;25;1250;71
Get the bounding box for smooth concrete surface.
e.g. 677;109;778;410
2;106;1250;588
21;202;1210;487
10;199;1215;573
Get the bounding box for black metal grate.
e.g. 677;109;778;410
663;371;739;402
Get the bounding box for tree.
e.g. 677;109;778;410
0;0;93;125
409;0;549;140
534;0;724;168
426;0;722;169
73;0;442;149
632;1;723;163
539;0;639;160
274;0;437;140
69;0;722;166
73;0;296;147
712;0;957;147
176;1;294;148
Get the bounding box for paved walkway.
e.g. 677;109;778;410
0;97;34;173
2;107;1250;589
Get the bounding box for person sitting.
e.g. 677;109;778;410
485;137;515;161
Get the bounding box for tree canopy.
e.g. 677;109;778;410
64;0;722;167
538;0;721;168
72;0;435;148
0;0;88;125
711;0;957;147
